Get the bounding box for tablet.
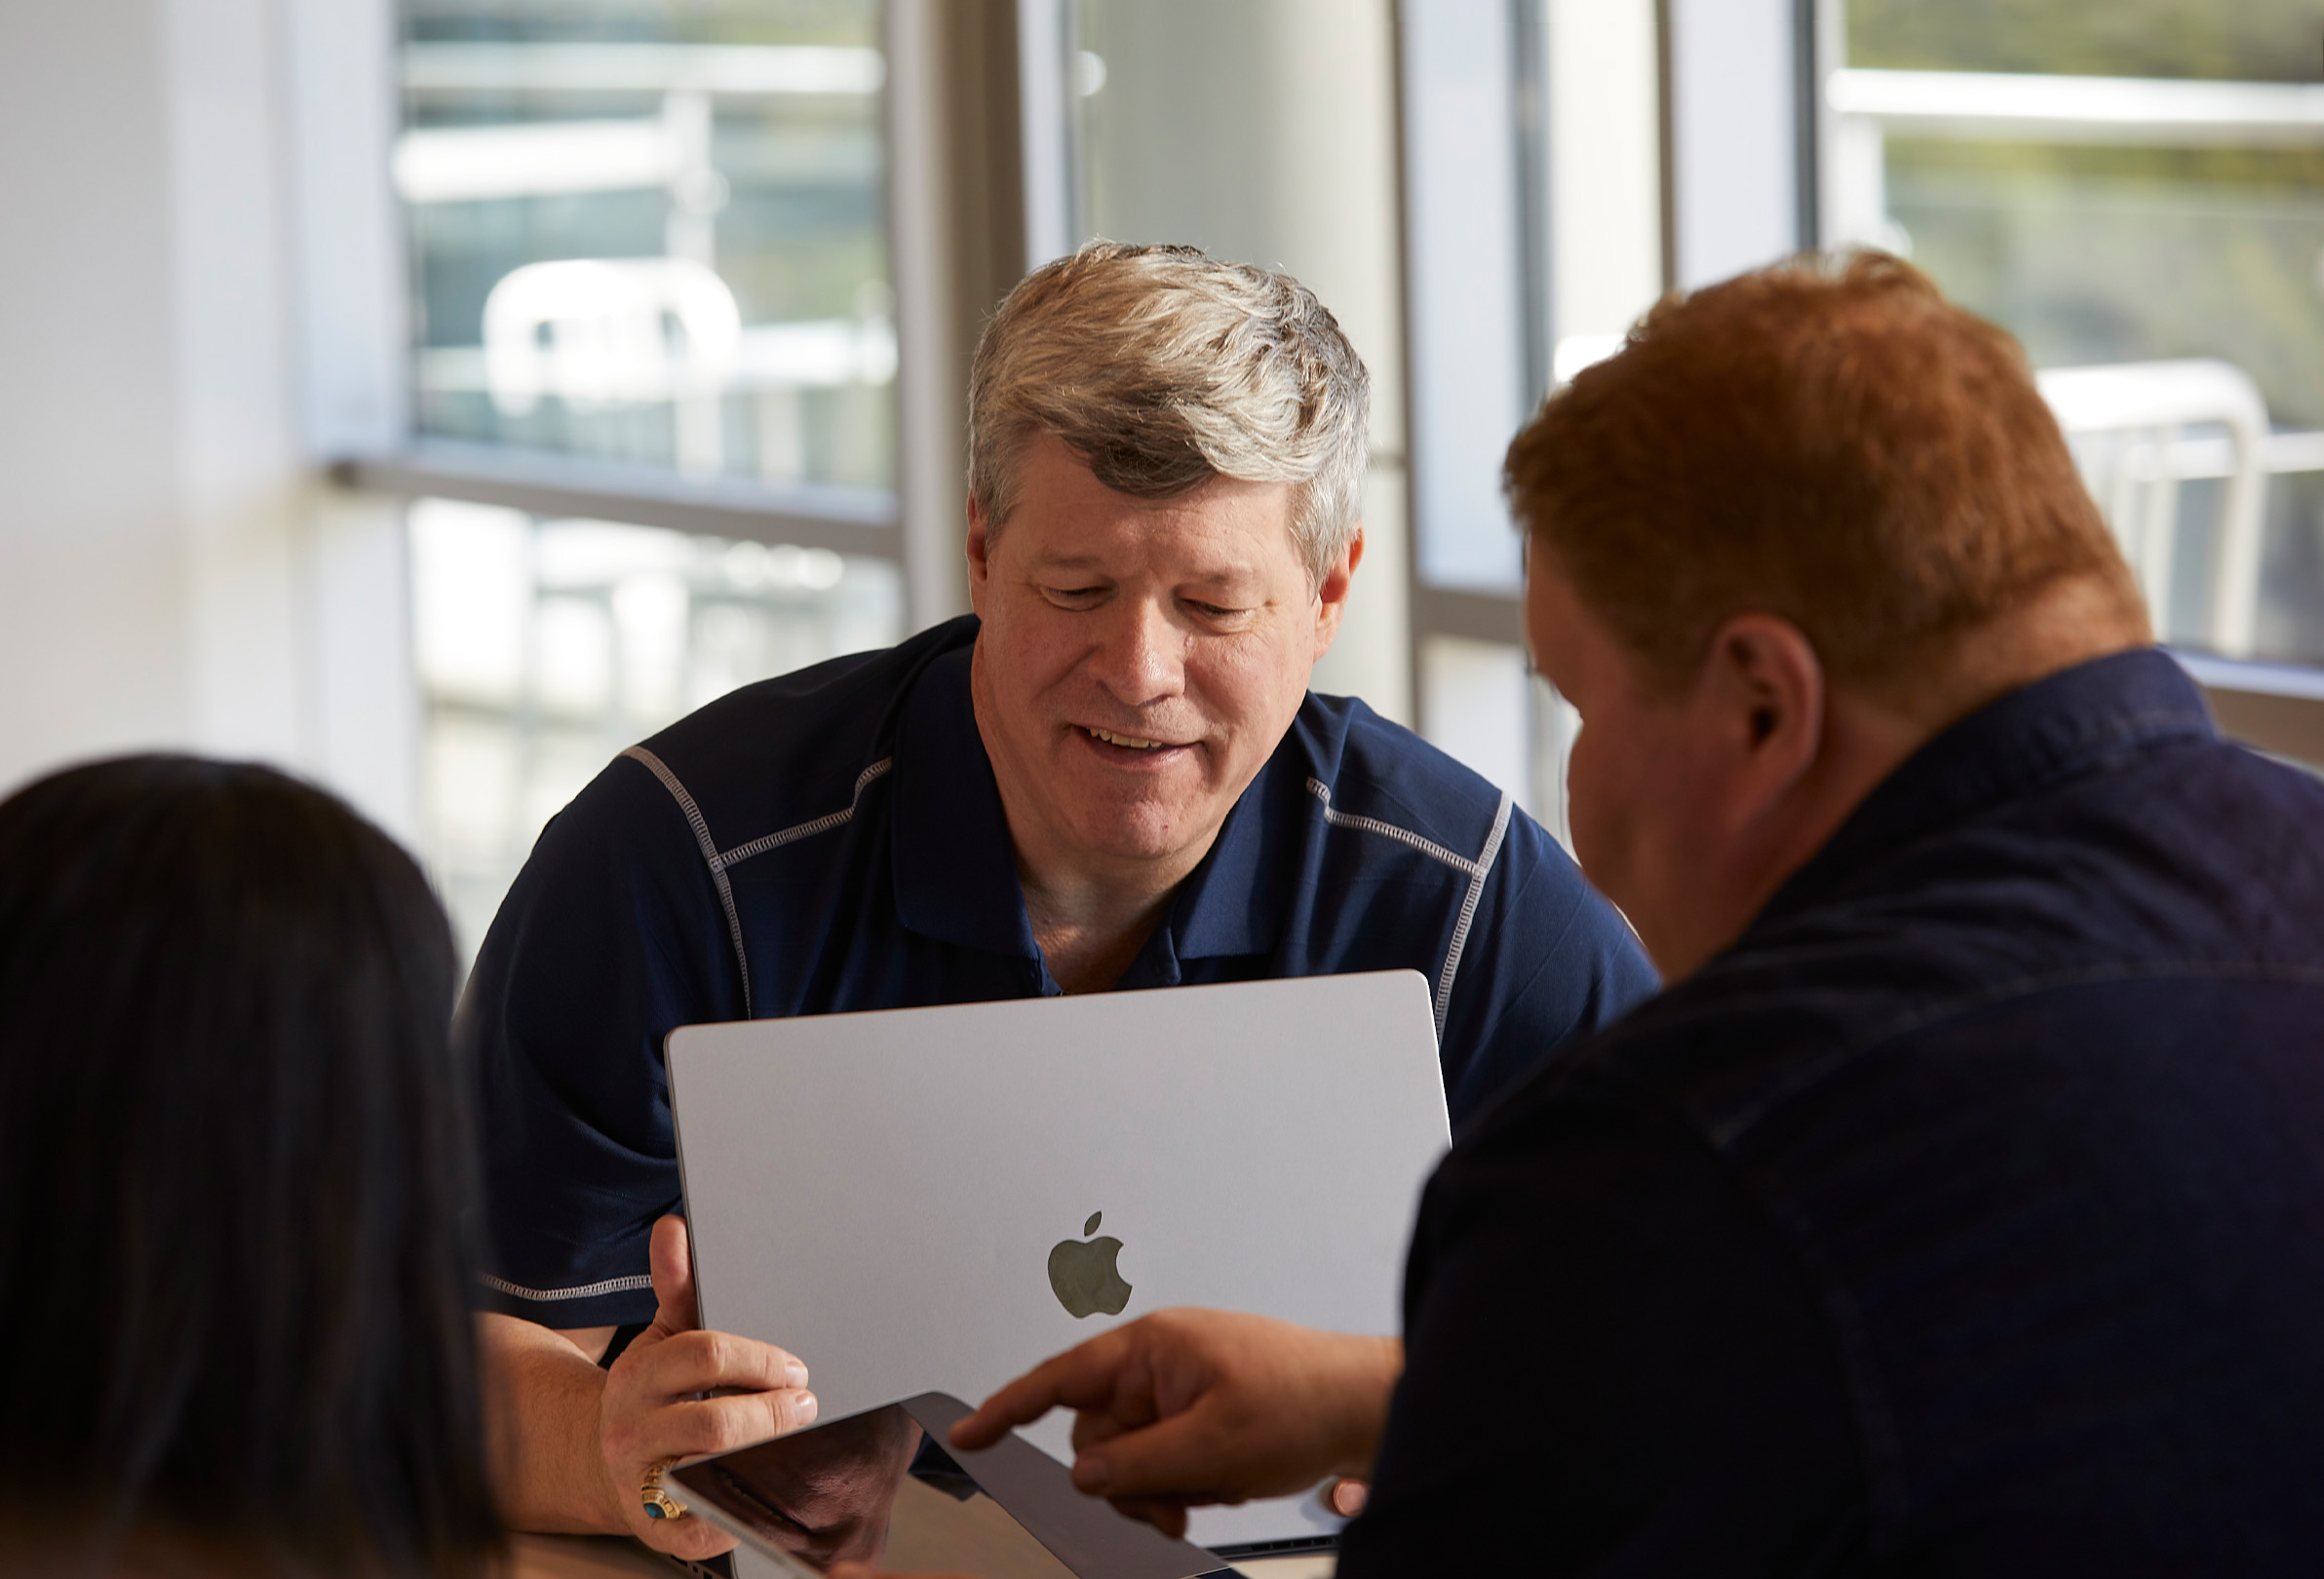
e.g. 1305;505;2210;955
669;1392;1236;1579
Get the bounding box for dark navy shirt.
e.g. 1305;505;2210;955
462;615;1654;1327
1347;649;2324;1576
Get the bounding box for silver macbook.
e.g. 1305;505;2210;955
666;969;1450;1562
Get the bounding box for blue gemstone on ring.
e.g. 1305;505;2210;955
644;1503;668;1520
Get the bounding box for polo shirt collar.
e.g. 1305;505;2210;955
889;637;1297;966
1756;646;2216;930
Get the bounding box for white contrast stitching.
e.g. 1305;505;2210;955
481;1272;654;1303
1304;778;1482;876
1305;778;1513;1043
715;758;894;870
621;751;897;1019
624;747;755;1018
1434;791;1513;1040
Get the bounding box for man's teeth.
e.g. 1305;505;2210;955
1086;726;1165;751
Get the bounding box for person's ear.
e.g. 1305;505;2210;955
1311;526;1363;657
1698;612;1825;828
965;493;991;616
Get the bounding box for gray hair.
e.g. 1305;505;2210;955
967;243;1372;585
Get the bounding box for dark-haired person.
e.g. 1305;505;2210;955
910;254;2324;1575
466;243;1654;1560
0;756;502;1577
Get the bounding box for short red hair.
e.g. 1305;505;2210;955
1506;252;2144;710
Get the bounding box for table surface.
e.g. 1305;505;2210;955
508;1532;1334;1579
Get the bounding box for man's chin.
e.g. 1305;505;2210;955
1061;802;1219;868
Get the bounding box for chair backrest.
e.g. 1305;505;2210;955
2035;359;2269;656
482;256;742;418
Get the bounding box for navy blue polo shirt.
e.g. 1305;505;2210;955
462;614;1654;1327
1347;648;2324;1575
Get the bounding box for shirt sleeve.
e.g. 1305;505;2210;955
1436;811;1660;1126
456;752;747;1329
1339;1070;1865;1576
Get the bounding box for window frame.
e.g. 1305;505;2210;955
310;0;2324;841
320;0;1032;633
1396;0;2324;795
1812;0;2324;764
1394;0;1814;828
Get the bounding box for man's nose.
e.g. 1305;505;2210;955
1091;597;1185;707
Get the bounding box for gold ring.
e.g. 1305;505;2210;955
640;1460;688;1522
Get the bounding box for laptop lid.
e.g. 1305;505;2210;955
667;969;1449;1559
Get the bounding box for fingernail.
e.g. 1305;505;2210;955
794;1390;819;1426
1071;1454;1110;1493
785;1359;809;1388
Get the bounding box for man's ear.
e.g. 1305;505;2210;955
1312;526;1364;657
1699;612;1825;827
965;493;991;616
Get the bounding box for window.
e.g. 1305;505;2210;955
399;0;894;487
1826;1;2324;674
1397;0;1669;843
410;500;899;954
385;1;907;955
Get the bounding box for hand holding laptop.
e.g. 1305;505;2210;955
600;1215;821;1560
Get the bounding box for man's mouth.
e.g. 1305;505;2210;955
1082;725;1174;751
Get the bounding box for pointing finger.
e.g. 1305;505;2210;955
950;1329;1147;1451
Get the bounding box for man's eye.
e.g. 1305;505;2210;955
1191;601;1250;620
1043;585;1104;603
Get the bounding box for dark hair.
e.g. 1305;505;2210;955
0;755;500;1575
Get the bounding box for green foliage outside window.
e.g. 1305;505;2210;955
1848;0;2324;83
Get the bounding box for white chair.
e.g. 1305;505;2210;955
482;257;742;472
2035;359;2268;656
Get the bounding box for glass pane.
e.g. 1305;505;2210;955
1530;672;1580;856
1392;0;1530;595
409;498;903;959
1833;1;2324;662
398;0;894;489
1418;636;1533;811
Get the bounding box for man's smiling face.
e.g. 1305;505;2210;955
967;432;1355;889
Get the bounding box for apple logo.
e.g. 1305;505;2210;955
1047;1211;1133;1319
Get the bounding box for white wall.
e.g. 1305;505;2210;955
0;0;418;841
0;6;194;782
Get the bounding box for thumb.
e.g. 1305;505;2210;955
647;1213;699;1337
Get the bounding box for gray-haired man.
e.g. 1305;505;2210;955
462;243;1654;1559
